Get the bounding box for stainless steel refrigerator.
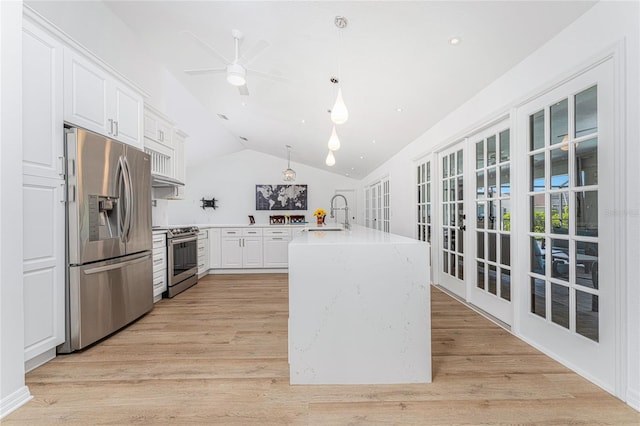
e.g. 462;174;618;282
59;127;153;353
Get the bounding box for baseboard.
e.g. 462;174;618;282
25;347;56;373
0;386;32;419
627;387;640;412
207;268;288;275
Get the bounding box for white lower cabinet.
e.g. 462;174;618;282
197;230;209;277
220;228;264;268
152;232;167;302
263;229;292;268
208;228;221;269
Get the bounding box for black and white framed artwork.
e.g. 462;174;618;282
255;184;308;210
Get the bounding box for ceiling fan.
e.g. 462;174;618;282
183;29;283;96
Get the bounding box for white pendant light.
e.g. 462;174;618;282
325;150;336;167
327;125;341;151
331;88;348;125
282;145;296;181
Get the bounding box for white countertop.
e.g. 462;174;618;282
290;224;421;245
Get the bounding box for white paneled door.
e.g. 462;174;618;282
438;143;466;297
516;59;618;395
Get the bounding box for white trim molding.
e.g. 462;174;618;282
0;386;32;420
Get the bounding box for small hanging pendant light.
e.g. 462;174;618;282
327;125;341;151
331;88;349;125
282;145;296;181
325;150;336;167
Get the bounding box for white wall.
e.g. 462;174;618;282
165;149;357;226
0;0;32;418
356;1;639;410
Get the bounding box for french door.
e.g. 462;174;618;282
438;143;466;296
516;60;618;393
469;122;513;325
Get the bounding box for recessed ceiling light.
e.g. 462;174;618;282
449;37;461;45
396;107;403;112
217;113;229;120
241;102;247;107
345;173;350;177
372;140;376;144
360;155;364;160
301;119;306;124
351;167;355;170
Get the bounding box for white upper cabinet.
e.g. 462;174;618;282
144;106;173;148
22;20;64;180
63;47;143;149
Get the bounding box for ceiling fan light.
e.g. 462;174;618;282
325;150;336;167
226;63;246;86
327;126;341;151
331;88;349;124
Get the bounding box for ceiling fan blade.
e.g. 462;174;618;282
238;84;250;96
181;30;230;65
246;68;288;83
239;40;269;66
184;67;226;75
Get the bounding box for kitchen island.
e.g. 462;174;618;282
288;225;431;385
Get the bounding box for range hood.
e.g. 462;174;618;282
151;173;184;187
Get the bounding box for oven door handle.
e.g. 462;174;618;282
169;235;197;245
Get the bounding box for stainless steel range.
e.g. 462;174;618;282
165;226;199;298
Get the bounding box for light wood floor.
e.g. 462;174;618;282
6;274;639;424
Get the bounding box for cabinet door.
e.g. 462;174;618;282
221;237;243;268
198;237;209;275
23;175;66;362
243;236;264;268
263;237;290;268
23;21;64;180
63;47;109;136
209;229;222;268
111;80;143;149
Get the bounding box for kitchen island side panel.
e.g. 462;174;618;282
288;228;431;384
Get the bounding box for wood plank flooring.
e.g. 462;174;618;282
6;274;639;424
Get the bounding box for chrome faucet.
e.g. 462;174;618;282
330;194;350;230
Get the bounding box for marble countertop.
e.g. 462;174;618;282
290;224;424;245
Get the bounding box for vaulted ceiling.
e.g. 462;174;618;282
104;1;596;179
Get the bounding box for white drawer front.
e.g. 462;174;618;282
242;228;263;237
152;233;166;249
222;228;242;236
264;228;291;237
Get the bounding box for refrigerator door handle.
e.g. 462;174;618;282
117;156;128;242
123;156;134;241
83;253;151;275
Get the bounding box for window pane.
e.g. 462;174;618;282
551;283;570;329
426;162;431;181
477;261;485;289
451;229;456;252
443;250;448;273
575;85;597;137
576;191;598;237
530;110;545;150
457;149;463;174
426;204;431;224
457;176;464;201
499;129;510;162
443;156;449;178
443;179;449;202
576;138;598;186
531;153;545;192
477;232;485;260
500;269;511;301
443;204;449;226
488;201;497;231
488;265;497;295
450;154;456;176
477;202;485;229
551;192;569;234
576;290;599;342
458;204;464;254
531;277;546;318
487;135;497;166
476;170;485;198
488;167;497;198
458;255;464;280
530;195;545;233
551;148;569;189
576;241;598;289
550;98;568;145
427;182;431;202
500;165;510;196
488;233;496;262
531;237;545;275
449;177;456;201
551;238;569;282
450;253;456;275
476;140;484;169
501;234;511;266
501;199;511;232
427;225;431;243
443;228;449;250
